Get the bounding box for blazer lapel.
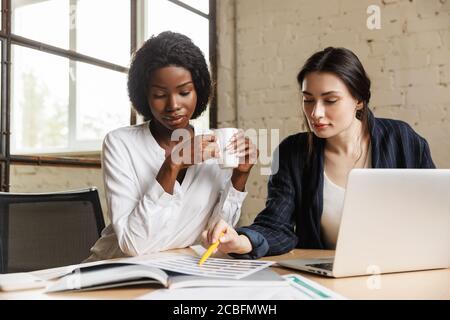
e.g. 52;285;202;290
368;110;384;168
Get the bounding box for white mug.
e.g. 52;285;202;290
214;128;239;169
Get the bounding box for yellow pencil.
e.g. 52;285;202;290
198;232;225;266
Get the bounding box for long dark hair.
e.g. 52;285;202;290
297;47;372;158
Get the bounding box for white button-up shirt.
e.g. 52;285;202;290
86;122;247;261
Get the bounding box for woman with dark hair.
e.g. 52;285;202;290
86;31;257;261
202;47;435;258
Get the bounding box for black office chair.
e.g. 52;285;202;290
0;187;105;273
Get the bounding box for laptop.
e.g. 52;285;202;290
278;169;450;278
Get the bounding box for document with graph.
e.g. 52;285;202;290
140;254;274;279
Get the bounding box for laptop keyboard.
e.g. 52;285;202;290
305;263;334;271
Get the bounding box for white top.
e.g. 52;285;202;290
321;173;346;249
86;122;247;261
321;149;372;249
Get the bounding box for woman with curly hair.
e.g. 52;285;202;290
86;31;257;260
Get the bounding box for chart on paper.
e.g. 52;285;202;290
141;255;274;279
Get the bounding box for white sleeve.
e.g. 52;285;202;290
208;179;248;228
102;133;181;256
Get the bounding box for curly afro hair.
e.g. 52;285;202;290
128;31;211;121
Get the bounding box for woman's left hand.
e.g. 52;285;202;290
227;130;259;174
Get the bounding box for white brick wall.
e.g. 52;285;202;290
217;0;450;224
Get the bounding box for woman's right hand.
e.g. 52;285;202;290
201;219;253;255
169;134;219;169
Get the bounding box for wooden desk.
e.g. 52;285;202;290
1;249;449;300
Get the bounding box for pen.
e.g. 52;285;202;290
198;231;225;266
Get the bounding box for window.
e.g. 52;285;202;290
0;0;216;191
10;0;131;155
177;0;209;15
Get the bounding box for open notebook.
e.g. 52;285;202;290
45;254;286;293
46;263;287;292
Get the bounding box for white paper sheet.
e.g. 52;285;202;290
138;274;346;300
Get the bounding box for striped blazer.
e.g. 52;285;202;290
234;111;435;259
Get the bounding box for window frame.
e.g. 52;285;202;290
0;0;217;191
